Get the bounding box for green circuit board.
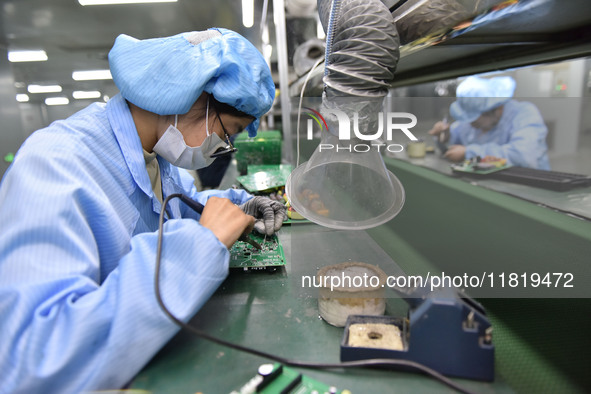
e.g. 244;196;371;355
451;159;510;175
236;164;293;193
229;232;286;271
232;363;345;394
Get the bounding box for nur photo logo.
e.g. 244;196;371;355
303;107;419;153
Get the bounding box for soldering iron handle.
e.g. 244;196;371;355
172;194;262;249
175;193;205;214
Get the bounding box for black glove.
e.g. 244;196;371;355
239;196;287;236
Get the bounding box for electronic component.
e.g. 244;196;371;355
229;232;286;271
231;363;348;394
451;156;509;175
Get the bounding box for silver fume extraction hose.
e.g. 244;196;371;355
317;0;400;134
285;0;405;231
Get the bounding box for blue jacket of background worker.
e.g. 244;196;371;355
449;76;550;170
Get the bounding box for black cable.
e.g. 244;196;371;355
155;194;477;394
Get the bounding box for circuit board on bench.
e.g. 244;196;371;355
232;363;346;394
229;232;286;271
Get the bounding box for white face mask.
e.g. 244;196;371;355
153;98;226;170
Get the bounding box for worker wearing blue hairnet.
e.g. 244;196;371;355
429;75;550;170
0;28;284;393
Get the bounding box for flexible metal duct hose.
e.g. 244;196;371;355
286;0;405;230
317;0;400;98
394;0;502;45
317;0;400;136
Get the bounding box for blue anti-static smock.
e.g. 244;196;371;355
0;93;252;393
449;99;551;170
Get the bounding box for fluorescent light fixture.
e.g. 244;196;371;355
263;45;273;60
8;50;48;62
16;94;30;102
72;70;112;81
45;97;70;106
317;18;326;39
28;84;62;93
73;90;102;99
79;0;177;4
242;0;254;28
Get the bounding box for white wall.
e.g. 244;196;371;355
512;58;587;156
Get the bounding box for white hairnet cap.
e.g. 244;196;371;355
450;76;516;123
108;28;275;137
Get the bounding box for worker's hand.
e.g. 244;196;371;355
444;145;466;162
239;196;287;236
428;121;450;143
200;197;255;249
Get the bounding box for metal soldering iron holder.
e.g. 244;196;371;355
340;285;495;381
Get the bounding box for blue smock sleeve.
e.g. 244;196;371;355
0;145;230;392
448;120;464;145
464;123;547;169
450;102;550;170
172;167;253;220
194;187;253;205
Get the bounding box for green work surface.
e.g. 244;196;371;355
373;158;591;392
132;158;591;393
401;153;591;220
132;225;509;394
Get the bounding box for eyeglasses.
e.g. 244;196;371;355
210;114;238;158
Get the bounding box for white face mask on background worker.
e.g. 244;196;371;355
153;98;226;170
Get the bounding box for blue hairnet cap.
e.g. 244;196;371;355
450;76;516;123
108;28;275;137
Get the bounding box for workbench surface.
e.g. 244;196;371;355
131;158;591;393
131;224;512;394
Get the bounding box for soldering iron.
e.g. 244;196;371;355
154;194;478;394
171;193;262;250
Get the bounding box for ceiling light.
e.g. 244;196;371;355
73;90;102;99
242;0;254;28
28;84;62;93
317;18;326;39
8;50;48;62
72;70;112;81
79;0;177;5
45;97;70;106
16;94;30;102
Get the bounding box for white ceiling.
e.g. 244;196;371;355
1;0;266;105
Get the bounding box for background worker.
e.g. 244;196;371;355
429;75;551;170
0;28;284;393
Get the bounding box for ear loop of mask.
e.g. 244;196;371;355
205;96;211;137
